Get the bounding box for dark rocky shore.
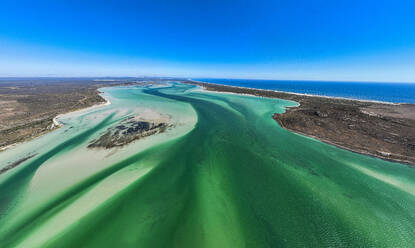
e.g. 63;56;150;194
88;116;168;149
184;80;415;166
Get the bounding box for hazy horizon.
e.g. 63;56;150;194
1;76;415;84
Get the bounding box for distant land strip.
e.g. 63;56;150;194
183;80;415;166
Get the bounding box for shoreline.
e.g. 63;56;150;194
192;84;302;107
0;92;111;153
273;117;414;167
189;80;404;105
183;80;415;166
0;80;171;153
0;79;161;152
53;94;112;127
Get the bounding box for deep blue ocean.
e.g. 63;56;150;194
194;78;415;104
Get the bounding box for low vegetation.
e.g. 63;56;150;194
185;80;415;165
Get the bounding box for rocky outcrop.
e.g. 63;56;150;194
88;117;168;149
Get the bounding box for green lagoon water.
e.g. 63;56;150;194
0;83;414;247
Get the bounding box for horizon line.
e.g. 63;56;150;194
0;76;414;84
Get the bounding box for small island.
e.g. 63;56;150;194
88;114;169;149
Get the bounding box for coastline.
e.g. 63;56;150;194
52;94;112;127
189;80;402;105
183;80;415;166
0;79;166;153
274;117;414;167
0;92;111;153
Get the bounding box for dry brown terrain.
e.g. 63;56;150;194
184;80;415;166
0;78;158;150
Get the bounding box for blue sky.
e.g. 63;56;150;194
0;0;414;82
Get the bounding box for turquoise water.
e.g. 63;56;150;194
0;83;414;247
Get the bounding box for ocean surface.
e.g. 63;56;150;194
195;78;415;104
1;83;414;247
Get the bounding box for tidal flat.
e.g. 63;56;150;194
0;83;414;247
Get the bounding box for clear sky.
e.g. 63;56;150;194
0;0;414;82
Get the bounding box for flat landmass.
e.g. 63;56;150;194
1;82;415;247
0;78;161;150
184;80;415;165
2;78;414;166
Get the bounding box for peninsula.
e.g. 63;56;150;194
184;80;415;165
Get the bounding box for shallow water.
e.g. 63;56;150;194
0;83;414;247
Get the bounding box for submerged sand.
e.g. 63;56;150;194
0;83;415;248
